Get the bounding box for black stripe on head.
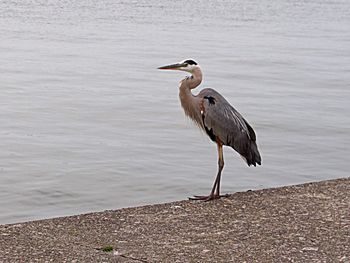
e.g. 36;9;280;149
183;59;197;65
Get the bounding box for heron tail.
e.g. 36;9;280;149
246;141;261;167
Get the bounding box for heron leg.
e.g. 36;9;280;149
215;143;224;196
189;143;229;201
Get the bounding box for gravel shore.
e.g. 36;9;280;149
1;178;349;262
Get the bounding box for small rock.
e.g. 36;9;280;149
339;256;348;262
301;247;318;252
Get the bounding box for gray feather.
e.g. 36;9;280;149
198;88;261;166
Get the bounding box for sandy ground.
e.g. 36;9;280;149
0;178;349;262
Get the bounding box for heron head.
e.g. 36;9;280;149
158;59;199;73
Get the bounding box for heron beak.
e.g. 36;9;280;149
158;63;187;70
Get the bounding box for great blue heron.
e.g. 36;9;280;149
158;59;261;201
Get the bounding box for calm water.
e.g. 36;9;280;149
1;0;349;224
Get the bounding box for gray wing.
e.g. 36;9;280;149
198;88;261;166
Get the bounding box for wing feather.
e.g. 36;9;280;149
198;88;261;166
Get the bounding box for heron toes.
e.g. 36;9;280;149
189;193;230;202
189;195;218;201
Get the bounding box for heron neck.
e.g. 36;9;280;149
179;67;202;92
178;68;203;127
179;69;202;97
187;68;202;90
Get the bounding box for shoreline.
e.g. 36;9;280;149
1;178;349;262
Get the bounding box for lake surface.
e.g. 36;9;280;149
1;0;349;224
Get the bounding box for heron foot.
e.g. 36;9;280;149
189;193;230;201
